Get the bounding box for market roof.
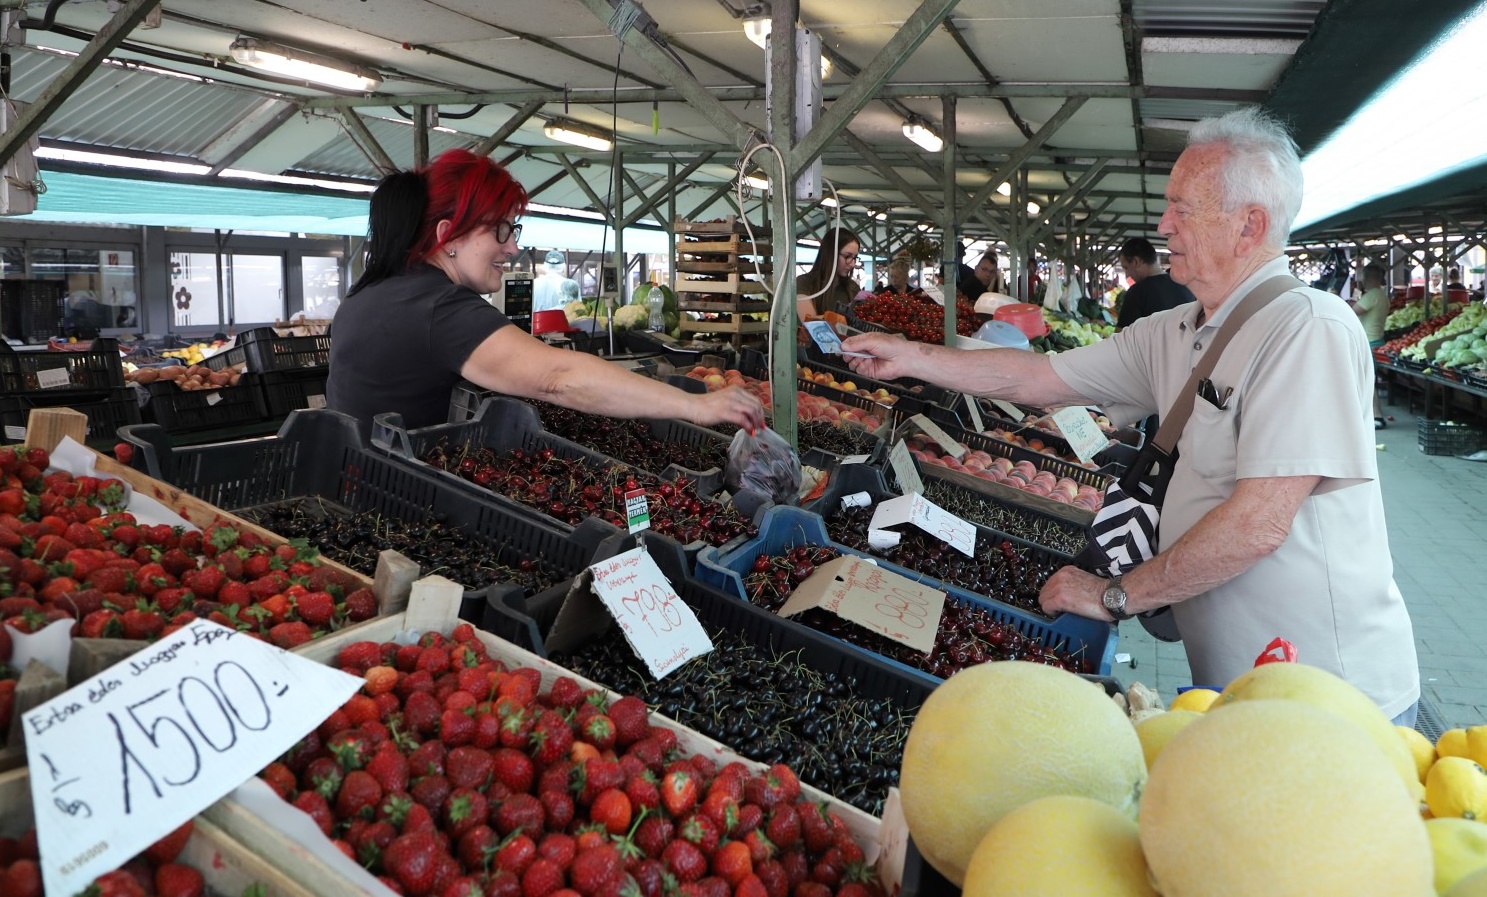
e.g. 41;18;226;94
0;0;1480;257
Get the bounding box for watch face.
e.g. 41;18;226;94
1103;584;1124;612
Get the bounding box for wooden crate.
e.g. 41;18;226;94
0;768;320;897
676;259;774;275
678;234;771;255
207;577;889;894
674;215;769;237
675;274;769;295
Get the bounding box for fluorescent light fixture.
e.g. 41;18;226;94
997;182;1012;197
36;146;210;175
1026;202;1041;215
220;169;376;193
1294;4;1487;230
902;118;944;153
743;9;771;49
228;37;380;92
819;55;833;80
872;211;888;222
741;173;771;191
916;222;932;232
543;119;614;152
820;196;839;208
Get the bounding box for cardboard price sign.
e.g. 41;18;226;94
1050;405;1109;464
909;413;967;459
779;556;945;654
963;394;985;433
991;399;1024;422
588;547;712;678
24;620;361;897
869;493;977;558
887;439;924;496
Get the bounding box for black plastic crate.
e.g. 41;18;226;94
259;367;330;417
449;379;497;423
1418;418;1483;455
896;414;1111;489
0;386;141;448
0;280;65;344
0;338;125;392
204;327;331;373
140;375;270;433
620;330;737;369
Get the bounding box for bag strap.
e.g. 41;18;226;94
1151;274;1305;454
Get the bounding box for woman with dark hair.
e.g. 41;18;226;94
795;227;861;318
328;149;764;433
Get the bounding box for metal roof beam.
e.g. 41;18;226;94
472;100;546;158
788;0;962;173
0;0;164;166
840;130;940;220
956;96;1086;228
1024;160;1111;245
554;153;611;219
622;154;716;228
339;111;397;175
201;101;300;176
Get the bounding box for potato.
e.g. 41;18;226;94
207;370;231;387
134;368;160;385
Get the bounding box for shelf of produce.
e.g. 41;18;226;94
140;374;271;433
674;275;770;295
203;326;332;374
676;259;773;275
0;768;322;897
0;337;125;392
205;580;891;893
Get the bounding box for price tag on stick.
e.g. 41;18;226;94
909;414;966;459
588;547;713;678
624;488;651;533
887;439;924;496
991;399;1024;422
1051;405;1110;464
963;394;985;433
24;620;361;897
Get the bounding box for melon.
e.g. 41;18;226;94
899;661;1145;886
962;795;1157;897
1140;699;1432;896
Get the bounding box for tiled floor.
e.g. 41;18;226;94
1110;394;1487;730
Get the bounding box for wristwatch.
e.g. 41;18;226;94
1101;575;1133;621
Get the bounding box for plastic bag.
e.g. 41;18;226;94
725;426;801;519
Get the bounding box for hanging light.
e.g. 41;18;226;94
228;37;381;91
743;7;772;49
820;196;839;208
543;119;615;152
1026;201;1041;215
901;117;944;153
997;182;1012;197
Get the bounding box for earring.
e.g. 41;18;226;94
447;249;457;258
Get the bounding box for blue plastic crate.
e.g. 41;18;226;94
697;505;1116;680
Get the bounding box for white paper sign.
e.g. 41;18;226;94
624;488;650;533
992;399;1024;422
3;426;23;442
306;394;327;410
25;619;362;897
36;367;71;389
204;392;222;406
869;493;976;558
840;454;871;465
588;547;712;678
1051;405;1109;464
909;414;966;459
963;394;985;433
802;320;844;355
887;439;923;496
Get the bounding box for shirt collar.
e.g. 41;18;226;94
1179;256;1291;332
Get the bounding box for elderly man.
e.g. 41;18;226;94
842;108;1419;723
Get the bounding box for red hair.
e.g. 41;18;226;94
410;149;529;264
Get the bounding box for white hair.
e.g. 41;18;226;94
1187;107;1303;249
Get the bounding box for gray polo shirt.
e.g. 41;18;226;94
1050;257;1419;717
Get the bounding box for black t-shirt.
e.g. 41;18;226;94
327;265;510;432
1116;273;1195;329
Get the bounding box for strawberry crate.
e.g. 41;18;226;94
0;386;142;449
0;337;125;392
696;505;1116;680
140;374;270;433
203;326;332;373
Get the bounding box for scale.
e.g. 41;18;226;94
501;275;534;332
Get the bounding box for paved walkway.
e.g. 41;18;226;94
1110;394;1487;731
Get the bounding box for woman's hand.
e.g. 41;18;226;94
840;331;916;381
688;385;766;431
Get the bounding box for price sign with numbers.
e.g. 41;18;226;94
868;493;976;557
24;620;361;897
779;556;945;654
588;547;712;678
1051;405;1110;464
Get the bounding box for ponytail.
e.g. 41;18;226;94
348;169;428;297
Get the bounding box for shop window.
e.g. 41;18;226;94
229;254;285;325
29;246;139;333
170;251;222;328
300;256;343;320
0;246;23;279
169;252;286;329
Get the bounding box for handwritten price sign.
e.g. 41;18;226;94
1051;405;1110;464
25;620;361;897
869;494;977;558
589;547;713;678
779;556;945;654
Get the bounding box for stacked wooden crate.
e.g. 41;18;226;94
674;216;772;348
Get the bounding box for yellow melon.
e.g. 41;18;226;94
962;795;1157;897
899;661;1145;887
1213;662;1420;795
1448;864;1487;897
1429;817;1487;893
1135;710;1202;771
1168;687;1220;713
1140;699;1432;896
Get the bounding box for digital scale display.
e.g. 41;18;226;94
503;276;534;331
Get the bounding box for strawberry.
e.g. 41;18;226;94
571;843;623;896
445;745;494;791
521;857;566;897
181;565;224;599
306;756;345;799
634;816;673;859
144;819;194;863
345;587;378;621
158;547;195;577
404;691;443;738
120;606;165;641
353;819;398;868
410;774;453;813
537;832;577;871
338;641;382;672
134;563;172;595
90;869;144;897
153;587;192;616
80;607;122;639
701;791;739;837
494;792;545;838
660;769;700;818
269;621;313;649
31;534;75;562
754;861;788;897
590;788;633;836
454;822;501;871
808;847;842;888
382;830;441;896
662;840;708;884
742;830;774;866
440;709;476;746
735;804;762;836
154;863;205;897
261;762;297;800
3;858;42;897
606;696;650;747
492;831;537;875
625;772;660;813
711;841;752;886
735;876;768;897
243;552;274;579
337;769;384;821
538;788;575;833
293;790;335;836
581;758;626;806
491;747;534;794
678;814;720;855
764;806;800;850
797;803;834;853
364;665;399;696
486;869;523;897
296;590;335;626
531;711;574;766
203;524;240;556
548;676;584;709
442;787;488;839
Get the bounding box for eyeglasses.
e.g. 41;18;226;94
491;220;523;244
838;252;859;262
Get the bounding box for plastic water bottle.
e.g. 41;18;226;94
647;285;666;332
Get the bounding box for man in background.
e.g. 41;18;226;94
1115;237;1194;330
1350;262;1390;429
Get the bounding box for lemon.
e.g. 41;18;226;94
1442;729;1471;759
1398;724;1436;783
1429;757;1487;820
1467;726;1487;769
1135;710;1202;771
962;796;1158;897
900;661;1146;887
1213;662;1421;796
1168;688;1220;713
1429;817;1487;893
1141;699;1433;896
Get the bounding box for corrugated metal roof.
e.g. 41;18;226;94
1133;0;1328;37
